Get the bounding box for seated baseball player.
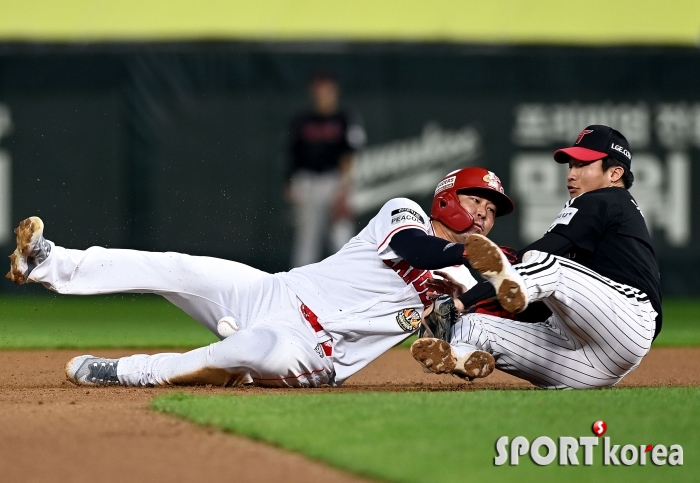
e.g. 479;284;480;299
412;125;662;389
6;167;514;388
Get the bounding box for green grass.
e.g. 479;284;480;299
653;299;700;346
0;295;696;349
153;389;699;483
0;294;217;349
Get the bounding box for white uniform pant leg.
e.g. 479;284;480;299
27;243;268;335
290;171;340;268
116;319;334;388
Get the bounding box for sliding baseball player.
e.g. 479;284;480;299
7;167;514;387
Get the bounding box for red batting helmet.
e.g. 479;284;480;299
430;167;514;232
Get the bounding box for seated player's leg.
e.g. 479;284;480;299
514;251;655;376
67;316;334;388
450;313;624;389
462;237;656;388
8;217;268;335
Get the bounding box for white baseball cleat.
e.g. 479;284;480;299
66;355;121;386
410;338;495;380
6;216;51;285
465;234;529;313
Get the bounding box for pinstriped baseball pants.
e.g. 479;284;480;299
450;250;657;389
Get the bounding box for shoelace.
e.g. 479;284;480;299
88;361;119;384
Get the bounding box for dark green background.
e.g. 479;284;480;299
1;44;698;293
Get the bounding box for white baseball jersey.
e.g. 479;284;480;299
29;197;476;387
279;197;476;383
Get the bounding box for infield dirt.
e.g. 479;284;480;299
1;347;698;483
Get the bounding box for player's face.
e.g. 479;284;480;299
566;159;609;198
457;194;497;237
310;80;339;115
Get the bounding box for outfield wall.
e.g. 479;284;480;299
0;43;698;295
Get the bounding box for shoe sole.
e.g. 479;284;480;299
411;338;495;380
465;234;527;313
410;338;456;373
5;217;44;285
460;350;496;379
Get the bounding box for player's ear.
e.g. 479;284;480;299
609;166;624;184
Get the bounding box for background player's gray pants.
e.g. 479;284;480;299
290;170;354;268
450;250;657;389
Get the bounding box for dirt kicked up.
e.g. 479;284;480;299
1;347;698;483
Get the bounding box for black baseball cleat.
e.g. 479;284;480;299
464;234;529;313
410;339;495;380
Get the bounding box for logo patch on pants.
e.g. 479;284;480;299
396;308;421;332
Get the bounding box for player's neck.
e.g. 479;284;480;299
431;221;459;244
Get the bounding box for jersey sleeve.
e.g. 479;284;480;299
547;192;617;253
372;198;431;259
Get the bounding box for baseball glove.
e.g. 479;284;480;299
418;294;459;341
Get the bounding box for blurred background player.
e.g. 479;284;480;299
285;71;366;268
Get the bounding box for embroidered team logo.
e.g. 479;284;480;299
575;129;594;144
396;308;421;332
483;171;504;193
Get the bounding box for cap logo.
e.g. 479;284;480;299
611;143;632;160
435;175;456;195
575;129;594;145
483;171;502;191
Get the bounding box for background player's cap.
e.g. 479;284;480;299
553;125;632;169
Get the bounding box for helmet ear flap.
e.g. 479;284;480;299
430;192;474;232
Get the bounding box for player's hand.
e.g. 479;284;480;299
425;270;468;299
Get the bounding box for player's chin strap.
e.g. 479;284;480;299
300;303;333;356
